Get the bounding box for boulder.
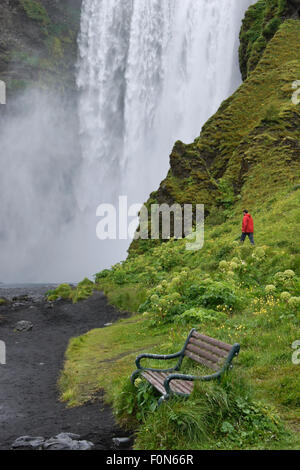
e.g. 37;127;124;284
12;436;44;449
15;321;33;332
43;433;94;451
12;433;94;451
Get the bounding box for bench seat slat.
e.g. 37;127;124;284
169;378;194;395
142;371;165;395
186;343;223;365
192;332;232;352
189;337;228;359
185;350;219;371
142;371;193;395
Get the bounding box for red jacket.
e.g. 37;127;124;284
242;213;254;233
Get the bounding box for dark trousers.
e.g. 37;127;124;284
240;232;255;245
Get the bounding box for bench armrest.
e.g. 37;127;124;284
135;351;183;371
164;371;222;395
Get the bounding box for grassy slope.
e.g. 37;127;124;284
59;19;300;449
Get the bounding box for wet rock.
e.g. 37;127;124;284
12;436;44;449
43;433;94;451
12;433;94;451
12;302;27;309
12;295;31;302
112;437;131;449
15;321;33;332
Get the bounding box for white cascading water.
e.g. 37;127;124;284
0;0;254;283
77;0;254;206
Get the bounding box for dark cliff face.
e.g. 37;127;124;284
0;0;82;97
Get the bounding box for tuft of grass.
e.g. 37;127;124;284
134;375;289;450
46;278;95;304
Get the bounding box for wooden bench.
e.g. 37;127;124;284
131;328;240;403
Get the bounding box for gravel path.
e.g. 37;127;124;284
0;287;131;450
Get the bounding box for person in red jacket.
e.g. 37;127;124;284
240;210;255;245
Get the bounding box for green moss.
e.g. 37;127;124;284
0;2;82;95
19;0;50;26
239;0;291;80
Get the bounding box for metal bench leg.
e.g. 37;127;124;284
158;394;170;406
131;369;141;385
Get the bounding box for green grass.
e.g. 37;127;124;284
59;192;300;447
59;284;300;448
59;316;170;407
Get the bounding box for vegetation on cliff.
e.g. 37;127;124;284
239;0;299;80
59;11;300;450
0;0;81;95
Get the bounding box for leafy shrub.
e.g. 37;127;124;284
265;284;276;294
113;378;159;429
46;278;94;303
174;308;226;326
195;281;239;310
46;283;73;301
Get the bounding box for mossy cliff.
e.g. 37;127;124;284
239;0;300;80
130;9;300;254
0;0;82;96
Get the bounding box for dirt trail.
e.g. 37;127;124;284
0;287;130;450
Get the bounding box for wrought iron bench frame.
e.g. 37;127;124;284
131;328;240;403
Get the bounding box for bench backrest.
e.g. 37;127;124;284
183;330;239;372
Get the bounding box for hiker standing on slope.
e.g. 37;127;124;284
240;210;255;245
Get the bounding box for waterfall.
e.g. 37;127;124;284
77;0;254;207
0;0;254;283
